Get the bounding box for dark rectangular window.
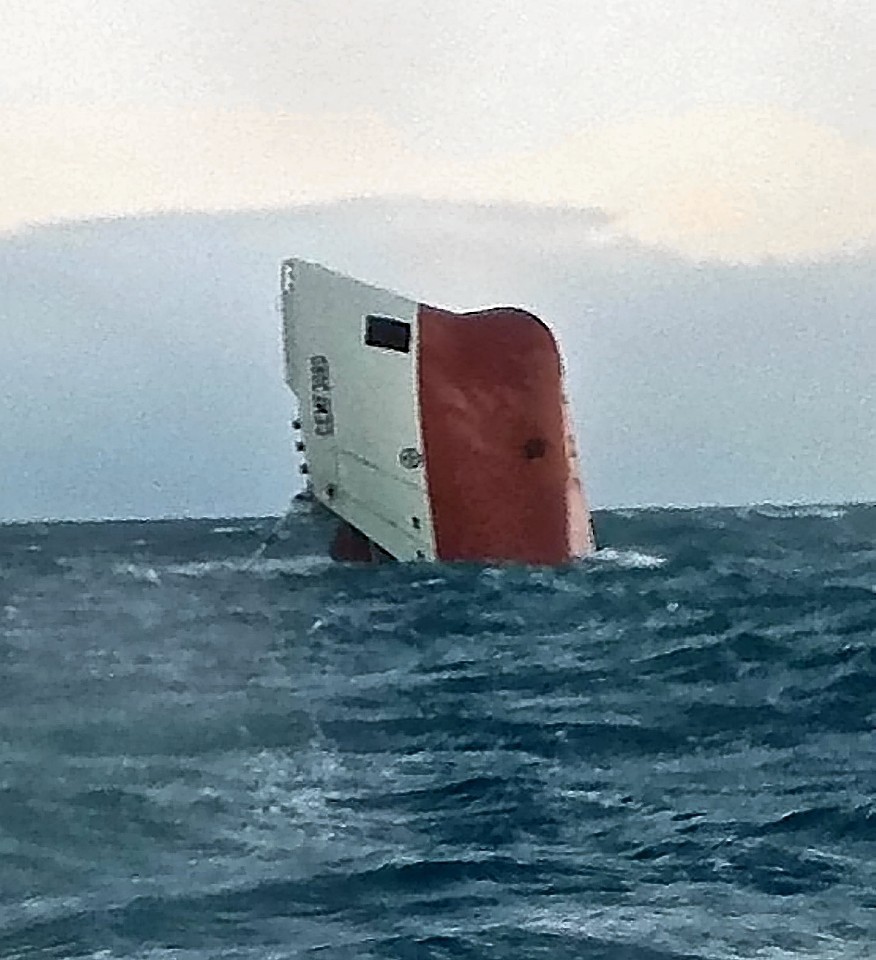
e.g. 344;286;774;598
364;315;411;353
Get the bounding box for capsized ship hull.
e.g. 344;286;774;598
280;259;596;564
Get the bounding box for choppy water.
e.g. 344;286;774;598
1;504;875;959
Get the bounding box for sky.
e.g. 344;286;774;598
1;2;874;519
2;0;875;260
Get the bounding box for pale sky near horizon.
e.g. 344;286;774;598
2;0;875;260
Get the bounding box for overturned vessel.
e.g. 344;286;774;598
280;259;596;564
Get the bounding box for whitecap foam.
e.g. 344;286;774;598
113;555;332;581
744;504;848;520
590;547;667;570
112;562;161;585
164;555;333;578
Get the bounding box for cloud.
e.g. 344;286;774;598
168;0;876;148
2;102;874;262
0;106;415;231
471;107;876;261
1;199;873;520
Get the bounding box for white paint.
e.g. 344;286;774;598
281;260;436;561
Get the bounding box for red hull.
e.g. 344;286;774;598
330;520;394;563
418;306;589;565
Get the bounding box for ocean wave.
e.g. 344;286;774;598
2;507;875;959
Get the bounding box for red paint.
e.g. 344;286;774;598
418;306;591;565
330;520;393;563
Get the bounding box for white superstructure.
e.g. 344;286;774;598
280;259;437;561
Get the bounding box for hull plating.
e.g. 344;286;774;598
281;260;595;565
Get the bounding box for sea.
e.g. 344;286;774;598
1;503;874;960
